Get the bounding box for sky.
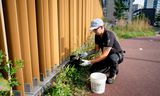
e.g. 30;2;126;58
133;0;145;6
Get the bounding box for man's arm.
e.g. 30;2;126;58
90;47;111;64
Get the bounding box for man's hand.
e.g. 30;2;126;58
80;59;91;66
79;52;88;58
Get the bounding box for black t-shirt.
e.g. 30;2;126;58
95;29;122;53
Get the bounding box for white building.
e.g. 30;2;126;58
144;0;160;13
133;4;143;12
156;0;160;13
144;0;154;8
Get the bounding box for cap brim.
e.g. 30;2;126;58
89;26;98;32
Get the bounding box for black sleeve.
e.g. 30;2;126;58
105;32;115;47
95;35;99;44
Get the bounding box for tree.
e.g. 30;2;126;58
154;10;160;26
114;0;127;20
155;12;160;21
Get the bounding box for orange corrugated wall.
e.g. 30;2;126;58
0;0;103;95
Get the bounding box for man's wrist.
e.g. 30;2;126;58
90;60;93;64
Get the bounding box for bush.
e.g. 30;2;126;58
0;50;23;96
111;18;156;39
44;66;91;96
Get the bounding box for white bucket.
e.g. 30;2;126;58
90;72;107;94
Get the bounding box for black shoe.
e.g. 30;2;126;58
107;74;117;84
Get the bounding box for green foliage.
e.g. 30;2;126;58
114;0;127;20
44;66;90;96
155;12;160;26
111;17;156;39
0;50;23;95
0;77;10;91
44;35;98;96
155;11;160;21
114;30;155;39
133;13;146;20
102;17;108;23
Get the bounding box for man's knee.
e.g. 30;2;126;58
109;53;120;64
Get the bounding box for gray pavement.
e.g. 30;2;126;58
91;35;160;96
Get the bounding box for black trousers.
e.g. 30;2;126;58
90;53;119;77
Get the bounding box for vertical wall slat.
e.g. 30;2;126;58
69;0;77;52
82;0;86;43
27;0;40;82
2;0;24;95
77;0;82;47
0;7;5;51
93;0;103;18
64;0;70;56
90;0;94;21
0;0;9;85
48;0;60;68
42;0;52;74
58;0;65;62
86;0;90;39
16;0;33;87
36;0;47;78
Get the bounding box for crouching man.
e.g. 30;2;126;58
80;18;124;84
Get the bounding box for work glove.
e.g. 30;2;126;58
80;59;91;66
79;52;88;58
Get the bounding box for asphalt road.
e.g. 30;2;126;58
91;35;160;96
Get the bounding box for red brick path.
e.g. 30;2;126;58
91;35;160;96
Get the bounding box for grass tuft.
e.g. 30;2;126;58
111;18;156;39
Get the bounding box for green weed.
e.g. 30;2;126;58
0;50;23;96
44;66;91;96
